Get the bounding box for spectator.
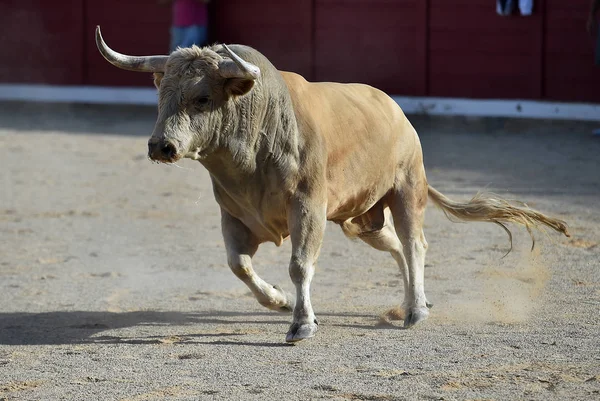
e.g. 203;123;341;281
159;0;211;52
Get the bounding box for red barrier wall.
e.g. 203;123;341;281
1;0;599;102
429;0;544;99
0;0;85;85
314;0;427;95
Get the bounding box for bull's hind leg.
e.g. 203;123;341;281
388;177;430;328
355;205;410;307
355;204;431;326
221;210;294;312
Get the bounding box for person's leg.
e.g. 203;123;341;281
170;26;183;52
196;25;208;47
180;25;208;48
518;0;533;16
178;26;193;48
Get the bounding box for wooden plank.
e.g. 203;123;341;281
543;0;600;101
212;0;313;78
315;0;422;95
415;0;428;95
84;0;171;86
0;0;85;85
428;0;543;99
430;32;536;54
546;0;591;11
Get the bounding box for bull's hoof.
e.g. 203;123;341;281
426;301;434;309
285;320;318;343
403;306;430;329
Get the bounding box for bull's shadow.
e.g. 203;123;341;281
0;310;377;346
0;310;278;346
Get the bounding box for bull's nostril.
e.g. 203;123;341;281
162;143;177;159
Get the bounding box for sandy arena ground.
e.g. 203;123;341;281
0;102;599;400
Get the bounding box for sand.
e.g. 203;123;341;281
0;102;599;400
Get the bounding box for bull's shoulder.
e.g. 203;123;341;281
279;71;310;95
283;75;400;113
283;76;405;124
279;70;307;82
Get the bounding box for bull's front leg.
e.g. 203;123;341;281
285;193;326;343
221;209;295;312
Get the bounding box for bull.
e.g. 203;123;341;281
95;26;569;342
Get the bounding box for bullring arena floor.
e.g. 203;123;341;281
0;102;599;400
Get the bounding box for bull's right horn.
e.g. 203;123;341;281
219;44;261;80
95;26;168;73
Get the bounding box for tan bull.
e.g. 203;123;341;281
96;27;569;342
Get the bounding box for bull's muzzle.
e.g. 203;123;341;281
148;138;179;163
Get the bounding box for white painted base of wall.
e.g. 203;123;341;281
0;84;158;106
1;84;599;121
391;96;600;122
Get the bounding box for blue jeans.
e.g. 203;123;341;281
170;25;208;52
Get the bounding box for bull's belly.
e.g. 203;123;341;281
325;172;395;222
323;140;400;222
326;191;384;223
211;165;395;244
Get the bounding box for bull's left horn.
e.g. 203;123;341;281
219;44;261;80
95;26;168;73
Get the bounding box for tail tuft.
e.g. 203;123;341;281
427;185;570;253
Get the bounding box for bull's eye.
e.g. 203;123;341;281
196;97;210;107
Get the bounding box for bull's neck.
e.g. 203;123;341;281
201;84;300;183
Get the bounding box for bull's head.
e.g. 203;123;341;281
95;26;261;163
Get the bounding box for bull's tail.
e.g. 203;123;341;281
427;185;570;252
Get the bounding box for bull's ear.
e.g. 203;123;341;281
153;73;164;89
218;45;260;97
224;78;255;97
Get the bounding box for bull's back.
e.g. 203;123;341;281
281;71;421;221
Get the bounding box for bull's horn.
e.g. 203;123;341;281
219;44;261;80
95;26;168;73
